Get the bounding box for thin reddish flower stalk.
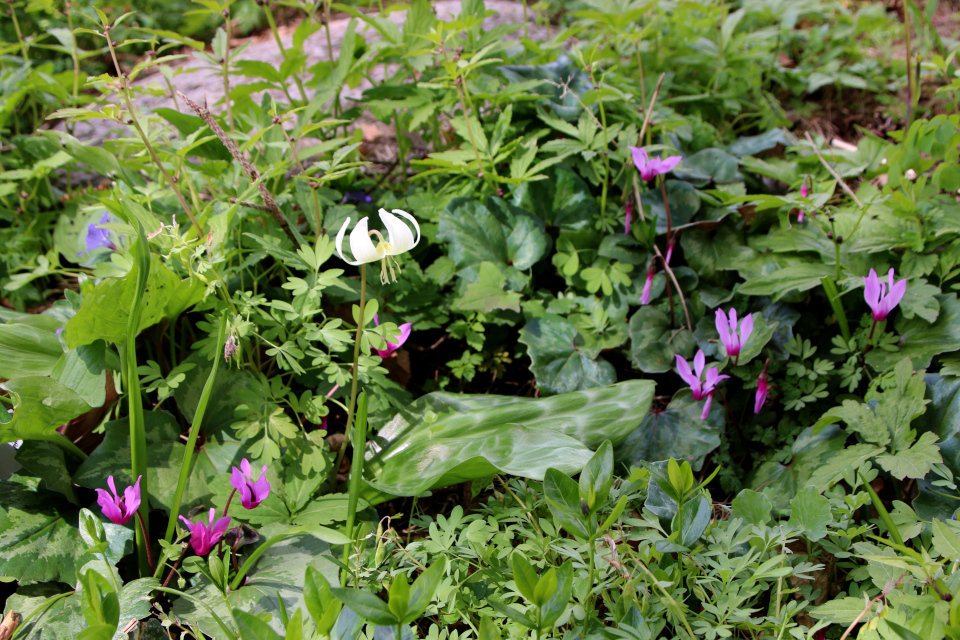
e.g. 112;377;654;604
216;488;238;557
135;511;155;575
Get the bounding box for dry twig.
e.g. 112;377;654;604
177;90;299;246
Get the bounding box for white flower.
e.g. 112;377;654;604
335;208;420;284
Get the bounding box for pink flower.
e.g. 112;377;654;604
96;475;141;525
230;459;271;510
629;147;682;182
179;508;231;556
223;335;238;362
625;200;634;235
863;268;907;321
715;308;753;359
755;371;769;414
640;265;655;305
798;177;809;222
372;314;412;358
675;350;729;420
665;237;675;266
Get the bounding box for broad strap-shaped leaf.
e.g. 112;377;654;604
363;381;653;503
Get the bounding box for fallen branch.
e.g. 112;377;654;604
805;131;865;209
176;90;299;246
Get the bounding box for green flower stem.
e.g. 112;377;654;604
263;4;308;103
230;529;307;591
583;535;596;635
221;12;234;131
342;391;368;586
164;314;229;544
156;586;235;638
125;226;151;576
9;3;29;59
329;263;367;488
104;37;203;237
859;470;904;547
821;276;851;342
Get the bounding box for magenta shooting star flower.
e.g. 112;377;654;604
797;177;809;223
675;350;729;420
179;508;231;556
372;314;412;358
640;263;655;305
715;308;754;359
96;475;142;525
77;211;118;257
863;268;907;321
624;200;634;235
629;147;682;182
230;458;271;509
755;361;770;414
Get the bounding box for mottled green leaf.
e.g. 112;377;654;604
0;477;132;585
73;412;213;516
867;294;960;370
642;180;702;234
519;314;616;394
628;306;696;374
171;524;339;640
615;390;722;472
512;166;598;230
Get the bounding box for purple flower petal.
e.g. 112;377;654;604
700;393;712;420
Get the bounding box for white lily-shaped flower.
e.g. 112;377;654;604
335;208;421;284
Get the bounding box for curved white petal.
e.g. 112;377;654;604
348;217;381;264
335;217;357;265
390;209;421;250
379;209;415;255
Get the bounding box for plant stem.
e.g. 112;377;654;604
161;546;188;587
660;175;676;326
342;392;369;587
804;132;864;209
216;488;238;558
323;0;335;72
66;4;80;136
583;536;596;635
904;3;914;129
9;2;28;59
104;39;203;237
654;246;692;332
221;16;234;131
863;319;877;357
263;3;308;103
634;41;647;109
165;315;228;544
133;511;156;575
329;263;368;489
